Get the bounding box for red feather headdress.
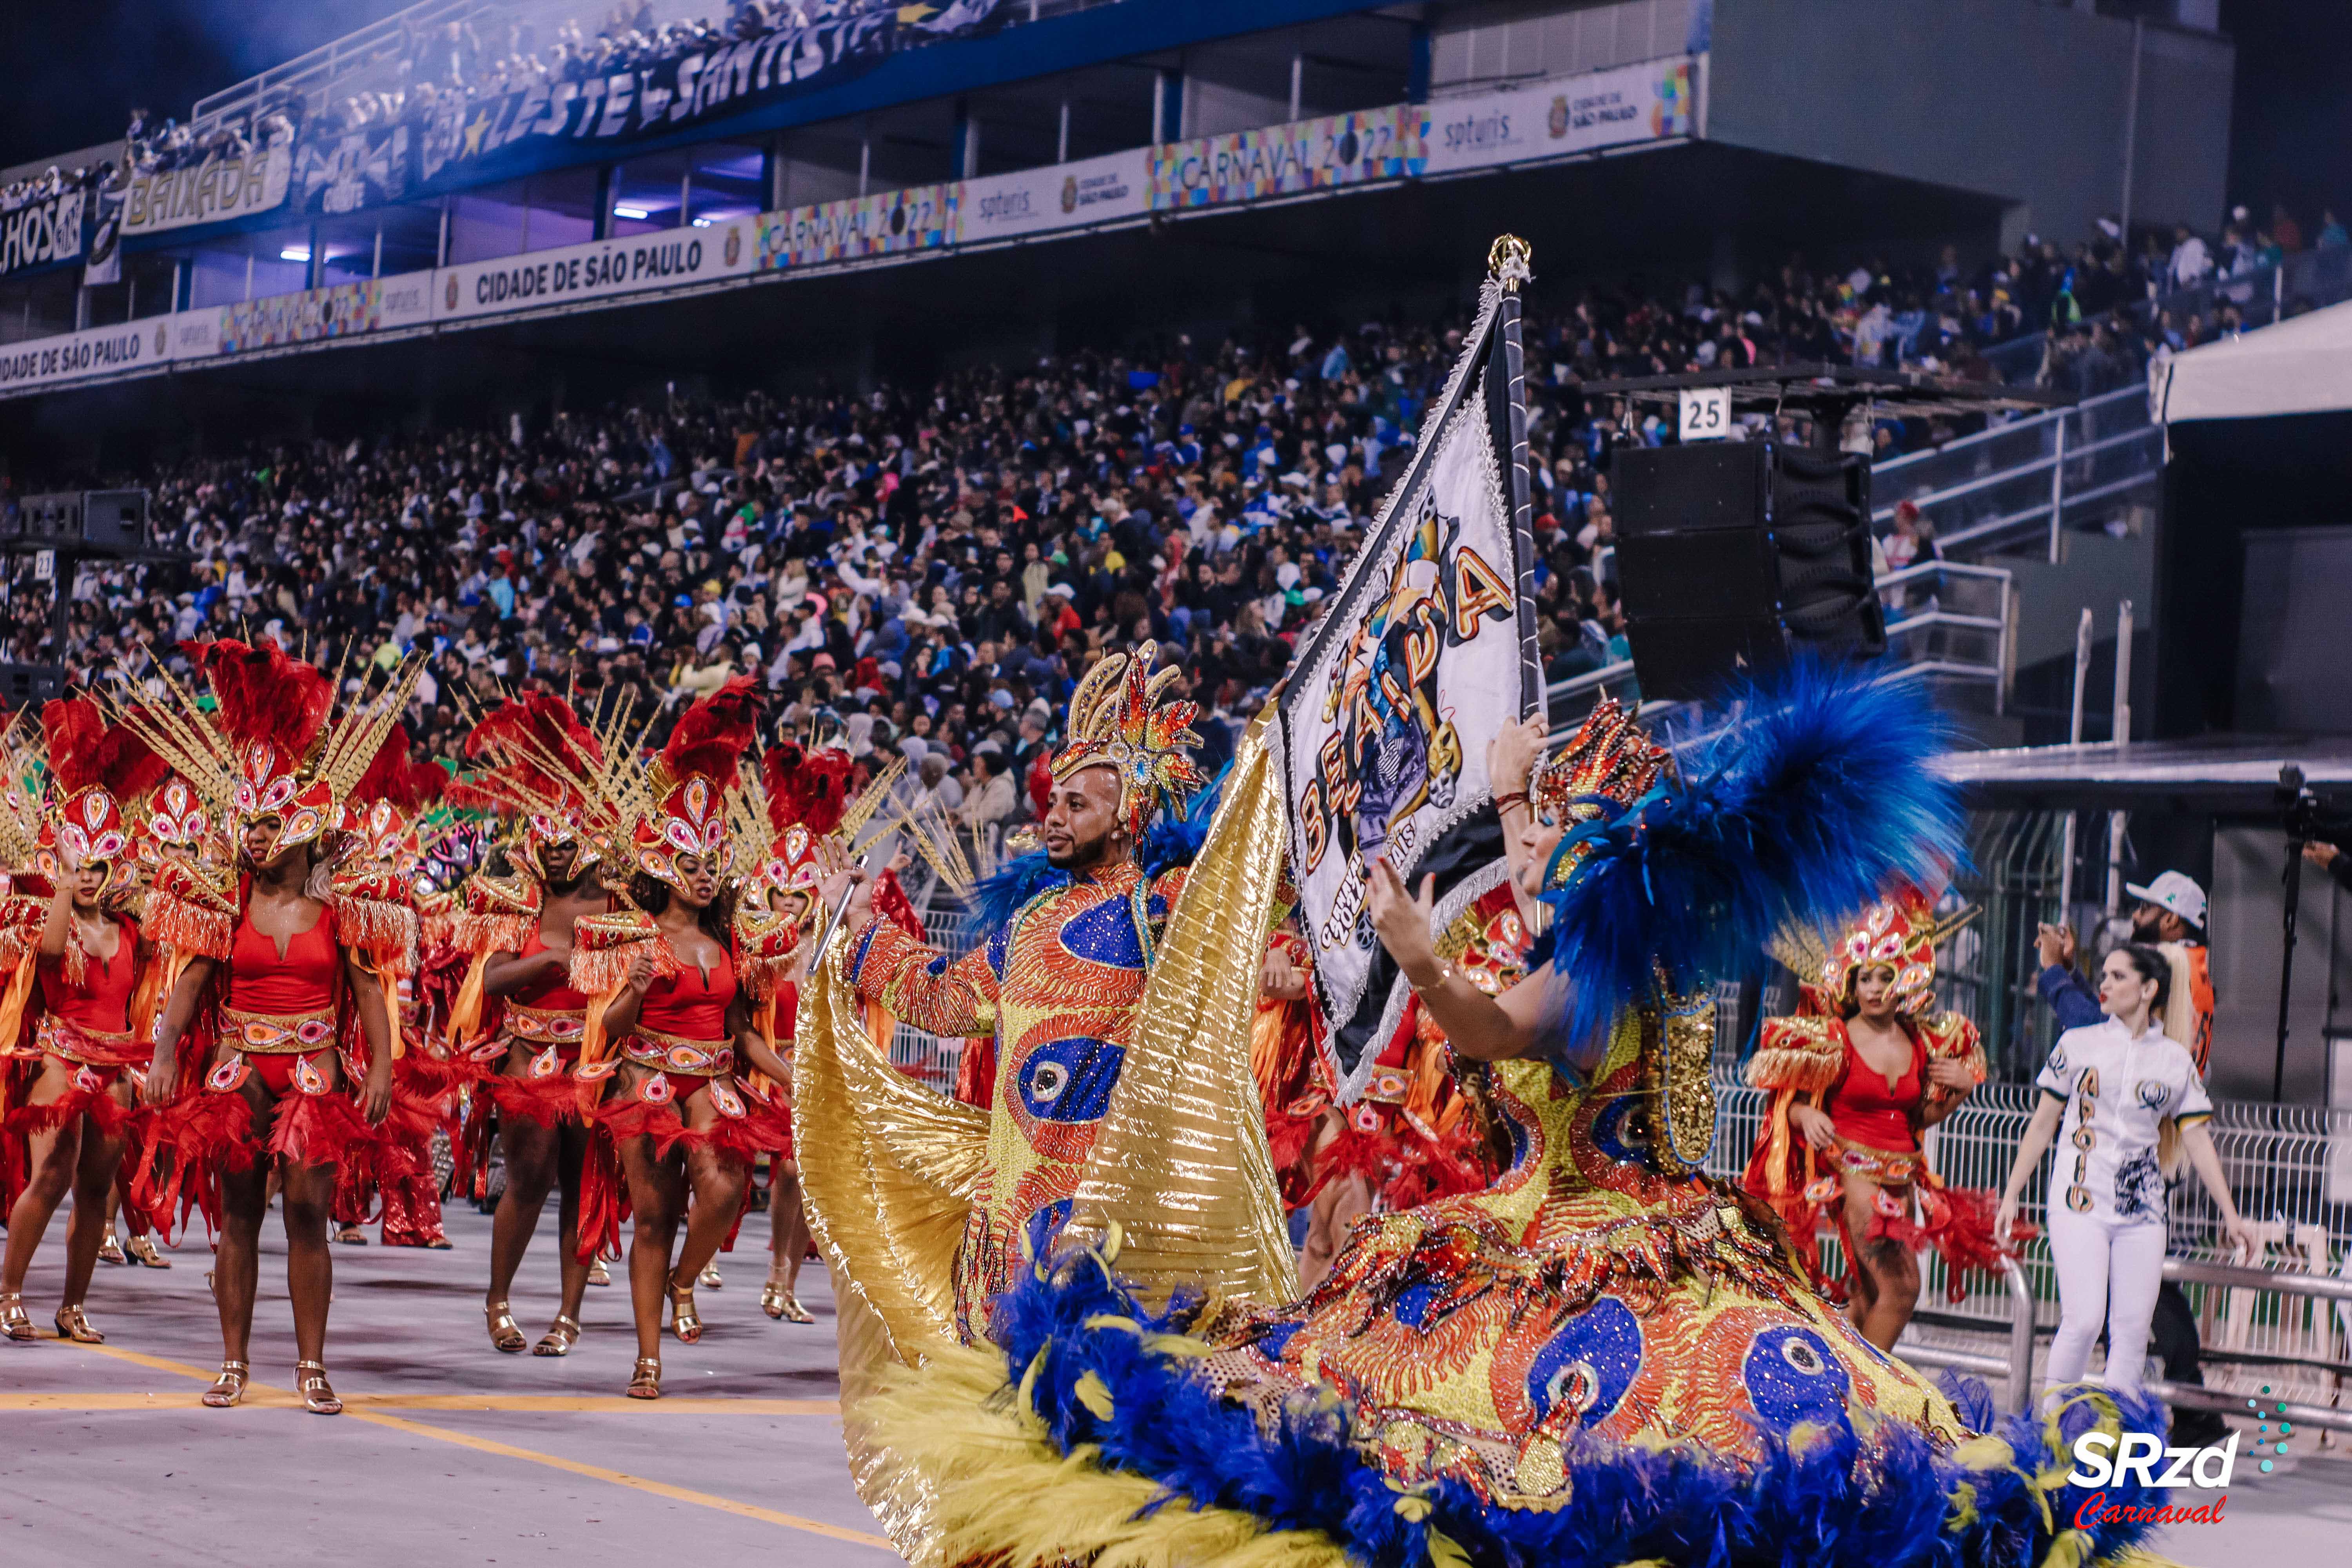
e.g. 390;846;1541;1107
183;638;338;857
41;693;168;877
632;679;764;888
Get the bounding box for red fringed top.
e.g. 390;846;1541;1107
511;928;591;1011
229;905;340;1013
37;917;140;1032
639;950;735;1040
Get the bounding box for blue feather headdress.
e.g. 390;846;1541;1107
1534;659;1965;1063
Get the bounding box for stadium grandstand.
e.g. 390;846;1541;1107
5;3;2352;1556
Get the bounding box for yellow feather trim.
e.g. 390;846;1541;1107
858;1342;1354;1568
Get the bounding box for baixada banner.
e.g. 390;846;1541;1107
122;144;293;234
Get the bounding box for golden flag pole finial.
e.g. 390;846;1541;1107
1488;234;1534;293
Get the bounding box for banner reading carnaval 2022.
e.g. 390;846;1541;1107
1151;105;1425;211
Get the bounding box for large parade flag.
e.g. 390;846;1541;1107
1274;238;1541;1098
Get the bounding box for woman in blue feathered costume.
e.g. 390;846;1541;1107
861;662;2178;1568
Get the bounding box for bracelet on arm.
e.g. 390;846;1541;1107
1407;961;1457;997
1494;791;1530;816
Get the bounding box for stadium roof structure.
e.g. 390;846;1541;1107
1579;363;2074;424
2153;297;2352;425
1933;736;2352;812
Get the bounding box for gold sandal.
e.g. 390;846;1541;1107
0;1292;35;1343
761;1279;815;1323
96;1228;127;1265
532;1315;581;1357
296;1359;342;1415
625;1356;662;1399
201;1360;249;1407
697;1262;722;1289
485;1299;527;1353
668;1279;703;1345
53;1305;104;1344
125;1235;171;1269
587;1256;612;1287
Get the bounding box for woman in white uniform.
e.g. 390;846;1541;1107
1997;944;2256;1392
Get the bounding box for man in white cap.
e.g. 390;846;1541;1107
2033;866;2220;1445
2035;869;2211;1069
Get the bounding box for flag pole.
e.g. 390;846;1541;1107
1485;234;1542;717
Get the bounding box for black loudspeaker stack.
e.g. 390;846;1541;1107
2;490;149;554
1612;442;1885;701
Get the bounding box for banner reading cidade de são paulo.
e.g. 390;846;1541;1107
0;314;176;396
1423;54;1700;175
1152;104;1425;211
436;222;756;321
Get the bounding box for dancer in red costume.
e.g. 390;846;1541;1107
329;744;457;1249
563;681;795;1397
135;641;415;1414
445;692;615;1356
0;697;169;1344
1742;893;2020;1350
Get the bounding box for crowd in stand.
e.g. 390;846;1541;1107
9;196;2346;831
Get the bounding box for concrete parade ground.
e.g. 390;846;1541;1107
4;1197;2347;1566
2;1198;895;1566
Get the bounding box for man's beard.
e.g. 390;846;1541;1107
1047;829;1120;873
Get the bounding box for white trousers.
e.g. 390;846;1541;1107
2043;1205;2169;1392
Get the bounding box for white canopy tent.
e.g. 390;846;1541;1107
2155;295;2352;425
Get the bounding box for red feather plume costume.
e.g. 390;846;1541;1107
567;679;797;1263
126;640;418;1237
0;695;171;1244
1740;894;2027;1301
443;691;615;1180
327;727;458;1245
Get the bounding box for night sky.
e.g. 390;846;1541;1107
0;0;410;170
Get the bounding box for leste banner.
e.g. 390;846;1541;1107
1273;276;1539;1093
1423;54;1699;175
292;2;1000;219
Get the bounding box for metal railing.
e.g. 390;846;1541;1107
1871;383;2160;564
1710;1072;2352;1423
1536;560;2015;726
1874;249;2352;566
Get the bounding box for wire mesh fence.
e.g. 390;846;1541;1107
1711;1072;2352;1409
